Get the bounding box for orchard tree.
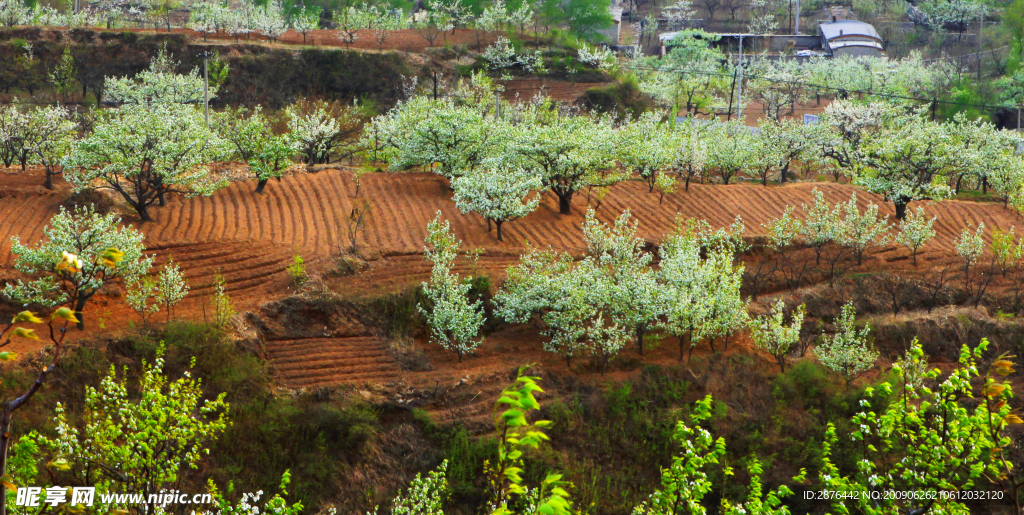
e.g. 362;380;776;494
369;96;503;180
0;104;28;169
63;102;227;222
104;46;211;105
800;189;843;264
857;114;957;220
583;209;664;355
635;30;724;117
756;118;813;184
895;206;936;266
668;122;708;192
127;260;188;326
286;99;365;165
838;193;891;265
23;105;77;190
31;346;228;514
816;301;876;386
419;213;485;362
706;121;754;185
451;167;542;241
616;112;674;193
214;106;298;193
3;206;151;329
291;5;320;44
515;114;614;215
749;299;805;372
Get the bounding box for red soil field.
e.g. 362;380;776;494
2;167;1021;386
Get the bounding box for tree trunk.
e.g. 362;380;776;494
136;203;155;223
495;220;504;241
43;169;54;190
557;190;573;215
255;179;268;194
894;197;909;220
636;326;644;355
74;295;87;330
157;188;167;206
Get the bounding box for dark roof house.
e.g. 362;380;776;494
818;19;883;57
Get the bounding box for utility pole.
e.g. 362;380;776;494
199;51;214;129
736;35;744;120
794;0;800;33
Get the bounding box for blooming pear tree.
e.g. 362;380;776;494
22;105;77;190
856;114;957;220
3;206;151;329
815;301;876;386
104;46;211;105
895;206;936;266
668;122;708;192
749;299;805;372
368;96;503;180
514;114;614;215
285;99;364;166
583;209;664;355
616;112;674;193
419;213;485;362
290;5;320;44
125;266;186;324
838;193;891;265
451;167;542;241
63;102;226;222
214;106;298;193
800;189;844;264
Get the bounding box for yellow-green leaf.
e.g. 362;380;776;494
52;307;79;323
0;352;18;362
0;474;16;492
12;311;42;324
13;327;38;341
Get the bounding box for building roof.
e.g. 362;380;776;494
818;20;881;41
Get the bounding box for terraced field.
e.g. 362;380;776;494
265;336;402;387
2;167;1021;385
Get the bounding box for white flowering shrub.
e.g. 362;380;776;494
419;213;485;362
895;206;936;266
3;206;152;329
482;36;518;70
390;461;448;515
577;44;615;70
816;301;876;385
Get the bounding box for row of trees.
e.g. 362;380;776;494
365;78;1023;246
419;197;890;375
0;49;363;222
0;0;614;43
